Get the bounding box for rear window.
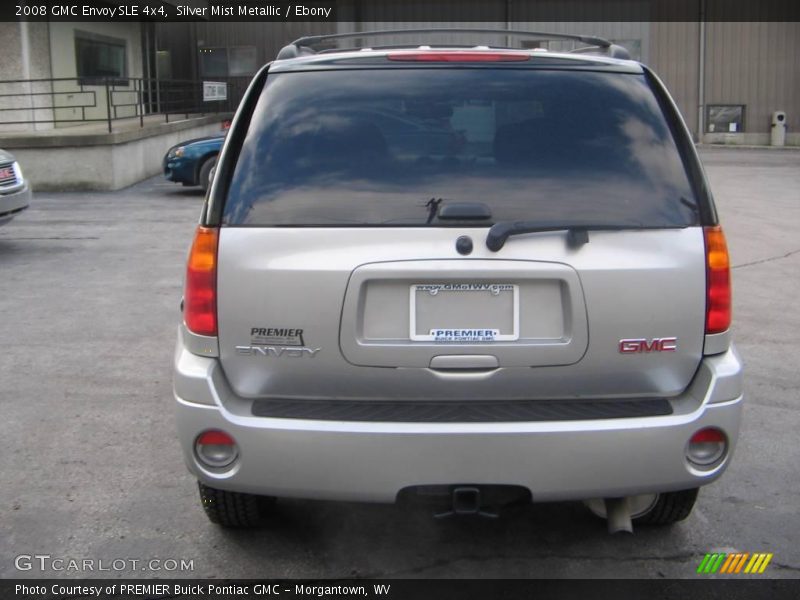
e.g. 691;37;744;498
223;68;697;227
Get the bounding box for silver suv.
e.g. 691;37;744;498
174;30;742;532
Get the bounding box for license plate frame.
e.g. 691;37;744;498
409;283;520;342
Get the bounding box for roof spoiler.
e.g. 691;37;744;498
276;28;630;61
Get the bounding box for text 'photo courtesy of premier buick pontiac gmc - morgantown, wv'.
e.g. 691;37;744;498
172;29;741;533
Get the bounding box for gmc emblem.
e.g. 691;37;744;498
619;338;678;353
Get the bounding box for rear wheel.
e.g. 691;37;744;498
634;488;699;526
584;488;699;527
198;156;217;193
197;482;275;527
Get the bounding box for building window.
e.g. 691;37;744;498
75;31;128;84
199;47;229;77
156;50;172;80
708;105;745;133
229;47;257;76
199;46;258;77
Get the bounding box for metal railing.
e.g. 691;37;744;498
0;76;250;133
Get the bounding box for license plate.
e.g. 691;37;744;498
409;283;519;342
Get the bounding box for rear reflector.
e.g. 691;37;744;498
387;51;530;62
690;428;726;444
184;226;219;337
197;430;235;446
687;427;727;467
704;226;731;334
195;430;238;468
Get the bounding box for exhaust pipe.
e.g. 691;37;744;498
604;497;633;534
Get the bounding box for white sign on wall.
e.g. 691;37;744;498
203;81;227;102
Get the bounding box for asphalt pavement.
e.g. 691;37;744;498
1;148;798;579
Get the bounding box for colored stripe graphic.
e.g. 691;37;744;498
710;554;726;573
719;554;737;573
746;554;763;573
758;554;773;573
697;554;712;573
697;552;772;574
697;554;713;573
745;553;774;574
734;553;750;573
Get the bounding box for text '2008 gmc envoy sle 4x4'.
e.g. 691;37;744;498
173;30;742;533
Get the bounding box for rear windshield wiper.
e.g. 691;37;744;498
486;221;648;251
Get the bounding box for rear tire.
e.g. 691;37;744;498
197;482;275;528
634;488;699;526
198;156;217;193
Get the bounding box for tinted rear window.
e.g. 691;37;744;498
224;68;697;227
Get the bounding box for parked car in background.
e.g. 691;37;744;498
163;135;224;192
0;149;31;225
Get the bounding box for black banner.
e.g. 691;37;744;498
9;2;336;22
4;0;800;23
2;579;800;600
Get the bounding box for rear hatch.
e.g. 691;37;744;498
214;60;707;402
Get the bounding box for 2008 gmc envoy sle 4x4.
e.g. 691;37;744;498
173;29;741;533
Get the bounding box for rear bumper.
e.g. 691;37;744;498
173;332;743;503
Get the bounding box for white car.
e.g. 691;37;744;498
0;149;31;225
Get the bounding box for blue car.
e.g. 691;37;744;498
163;135;224;192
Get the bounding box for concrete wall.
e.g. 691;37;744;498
702;132;799;146
0;21;145;133
0;23;55;132
650;21;701;140
703;21;800;144
653;21;799;146
5;116;227;191
48;22;143;127
0;22;52;80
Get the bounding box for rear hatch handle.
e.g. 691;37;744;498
437;201;492;221
425;199;493;224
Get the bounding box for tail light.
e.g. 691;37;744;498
704;226;731;334
184;226;219;336
388;51;530;62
